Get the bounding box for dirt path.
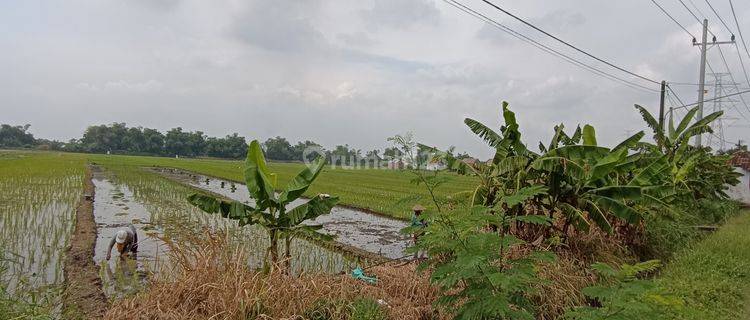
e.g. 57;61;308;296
62;166;108;319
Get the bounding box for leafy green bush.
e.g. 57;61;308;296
414;203;555;319
564;260;678;320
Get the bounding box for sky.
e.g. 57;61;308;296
2;0;750;159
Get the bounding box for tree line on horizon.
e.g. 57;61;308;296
0;123;477;163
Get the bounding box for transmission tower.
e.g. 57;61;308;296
706;73;741;151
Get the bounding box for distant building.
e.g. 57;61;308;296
425;160;447;171
461;158;478;166
387;159;409;170
727;151;750;205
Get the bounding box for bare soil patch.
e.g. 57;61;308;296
62;166;109;319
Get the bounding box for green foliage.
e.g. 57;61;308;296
0;124;36;148
564;260;677;320
188;140;339;270
652;211;750;320
415;204;555;319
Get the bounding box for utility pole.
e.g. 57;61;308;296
694;19;709;147
692;19;735;147
658;80;666;149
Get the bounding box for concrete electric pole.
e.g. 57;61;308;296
693;19;735;147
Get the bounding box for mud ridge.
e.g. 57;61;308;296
62;166;108;319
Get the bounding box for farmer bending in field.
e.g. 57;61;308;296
106;224;138;260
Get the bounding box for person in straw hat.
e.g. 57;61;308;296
106;223;138;260
411;204;426;259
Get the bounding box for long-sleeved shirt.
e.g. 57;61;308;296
108;224;138;254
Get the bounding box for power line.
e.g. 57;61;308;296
672;88;750;109
679;0;718;37
703;0;734;34
441;0;658;93
667;83;689;106
477;0;661;86
729;0;750;61
650;0;696;38
716;45;750;116
679;0;705;26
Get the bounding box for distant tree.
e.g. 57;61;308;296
329;144;355;165
263;136;294;160
63;139;85;153
383;147;403;160
142;128;165;155
206;133;247;159
81;123;128;153
123;127;146;153
366;149;381;160
165;127;190;157
34;139;64;151
292;140;324;162
0;124;36;148
222;133;248;159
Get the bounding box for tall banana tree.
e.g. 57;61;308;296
634;104;722;161
187;140;338;271
463;101;538;207
532;126;648;234
633;104;739;200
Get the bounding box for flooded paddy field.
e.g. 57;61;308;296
90;163;359;298
0;151;423;316
0;152;86;308
151;167;411;259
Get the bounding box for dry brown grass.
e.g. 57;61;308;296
104;231;446;320
104;224;637;320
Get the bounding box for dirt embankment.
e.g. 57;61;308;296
62;166;109;319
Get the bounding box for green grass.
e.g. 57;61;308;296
653;210;750;319
86;153;478;219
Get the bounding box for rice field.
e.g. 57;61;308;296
0;150;475;316
0;151;87;305
87;153;479;219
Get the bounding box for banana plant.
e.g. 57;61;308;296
634;104;722;162
463;101;539;207
531;126;647;233
187;140;338;271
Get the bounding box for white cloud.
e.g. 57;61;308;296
1;0;749;156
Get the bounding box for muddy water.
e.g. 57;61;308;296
153;168;411;259
91;167;356;298
0;175;80;297
92;173;164;298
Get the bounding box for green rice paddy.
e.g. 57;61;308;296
3;150;467;306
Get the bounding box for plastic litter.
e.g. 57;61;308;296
350;267;377;284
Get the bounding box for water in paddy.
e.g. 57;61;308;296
92;172;160;298
152;168;411;259
0;172;80;299
92;167;354;298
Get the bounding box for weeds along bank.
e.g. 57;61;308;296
648;211;750;319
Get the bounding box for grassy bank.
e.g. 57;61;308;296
653;210;750;319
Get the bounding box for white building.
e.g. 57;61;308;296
425;161;447;171
727;152;750;205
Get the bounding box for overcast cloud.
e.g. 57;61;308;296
2;0;750;158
